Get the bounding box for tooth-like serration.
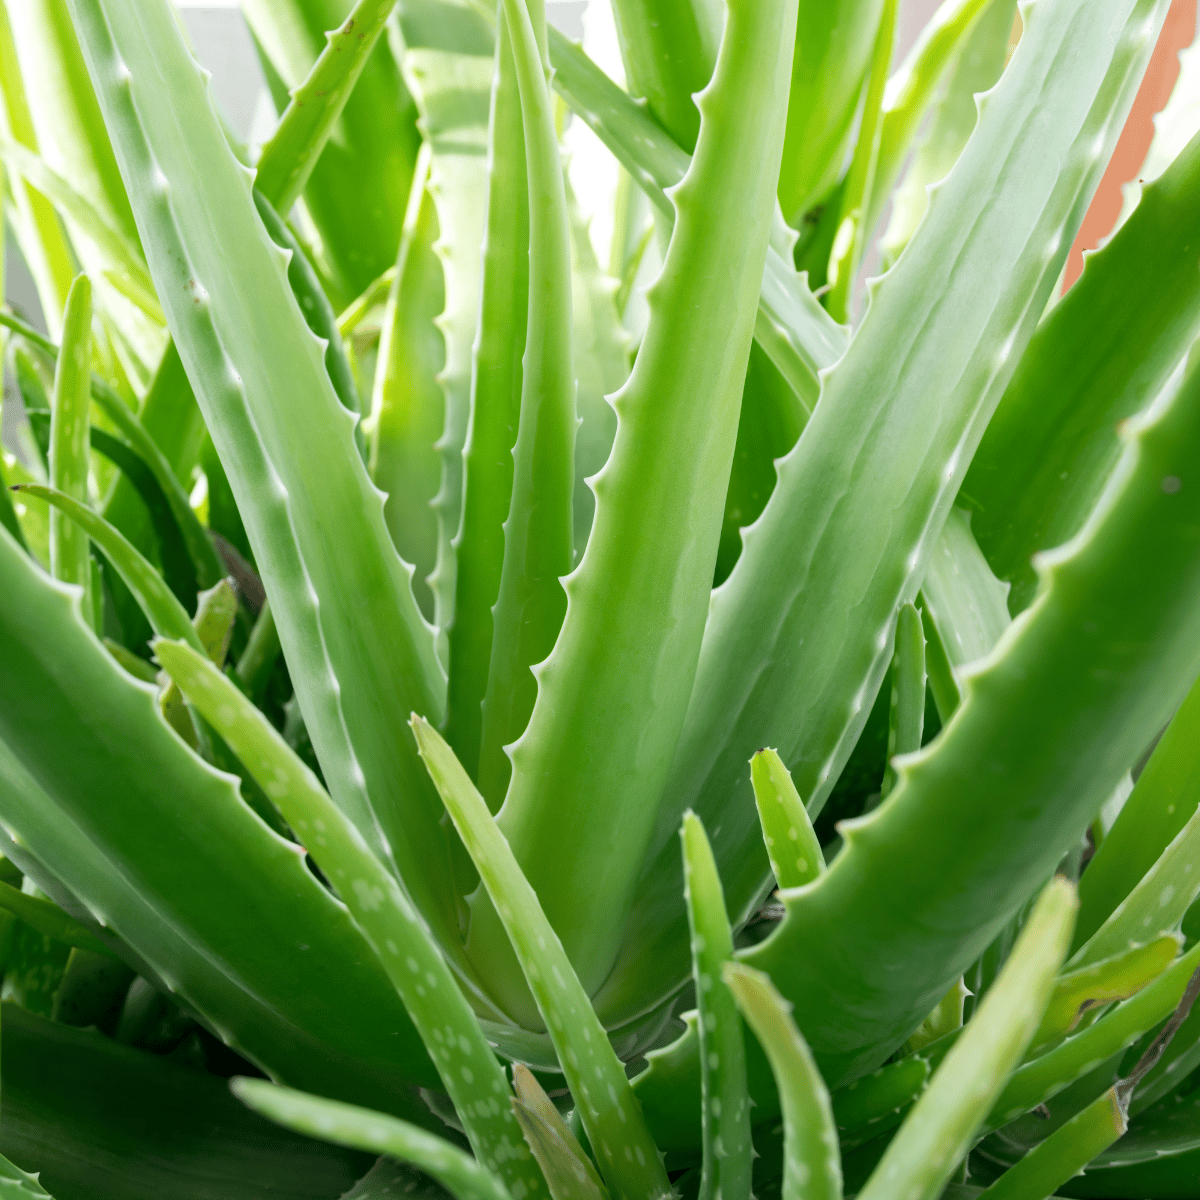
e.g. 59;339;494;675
69;0;465;987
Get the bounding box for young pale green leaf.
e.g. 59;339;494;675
856;879;1078;1200
825;0;896;324
0;524;440;1118
607;0;719;150
475;0;575;807
47;274;92;616
411;716;670;1200
1076;669;1200;951
750;749;823;891
14;483;203;652
882;602;925;800
867;0;1002;239
681;813;751;1200
71;0;465;955
777;0;885;224
511;1063;608;1200
253;0;396;216
234;1081;512;1200
339;265;397;335
1070;803;1200;970
471;0;800;1011
980;1088;1127;1200
0;5;75;337
0;878;120;961
725;963;842;1200
154;641;546;1200
1030;935;1183;1054
366;144;442;620
0;137;160;322
651;0;1175;1076
986;942;1200;1132
963;128;1200;610
881;0;1018;267
394;0;494;658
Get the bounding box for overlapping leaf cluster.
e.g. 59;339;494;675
0;0;1199;1197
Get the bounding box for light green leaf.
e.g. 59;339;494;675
980;1088;1127;1200
682;813;751;1200
70;0;465;956
962;128;1200;611
155;641;544;1200
411;716;670;1200
475;0;575;806
471;0;801;1009
882;602;925;800
254;0;397;216
0;137;160;323
512;1063;608;1200
1031;935;1183;1055
749;749;823;891
234;1081;513;1200
725;962;842;1200
0;1152;53;1198
856;878;1078;1200
47;274;92;621
14;483;202;651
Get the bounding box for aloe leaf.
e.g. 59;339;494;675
824;0;896;325
919;507;1011;719
853;879;1076;1200
0;528;442;1117
981;1088;1127;1200
422;0;516;771
545;27;847;418
725;963;842;1200
0;5;74;335
470;0;800;1008
394;0;493;656
867;0;1002;240
0;879;119;961
749;749;823;891
241;0;421;303
411;716;670;1200
1031;936;1183;1055
881;0;1019;267
1076;663;1200;952
0;310;224;590
155;643;543;1199
15;483;203;651
655;0;1172;1038
340;265;397;334
70;0;466;948
368;145;443;620
0;1154;54;1198
50;945;134;1029
1093;1089;1200;1169
0;441;29;553
1069;806;1200;972
0;1002;373;1200
0;137;161;323
987;943;1200;1131
234;1081;513;1200
254;0;397;216
475;0;575;807
679;813;752;1200
47;275;92;616
962;128;1200;610
832;1056;931;1144
881;602;925;800
777;0;884;224
511;1064;609;1200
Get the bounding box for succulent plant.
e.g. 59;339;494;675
0;0;1199;1196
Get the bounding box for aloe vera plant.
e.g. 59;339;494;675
2;0;1200;1195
